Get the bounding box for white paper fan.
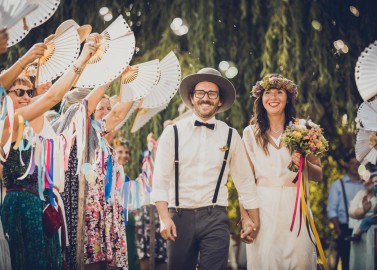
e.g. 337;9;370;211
357;99;377;131
75;15;135;88
141;51;181;108
24;0;60;28
0;0;38;29
5;0;60;47
114;99;140;131
355;41;377;101
121;59;160;102
131;104;168;133
1;0;38;47
356;128;377;165
6;19;29;47
36;26;80;85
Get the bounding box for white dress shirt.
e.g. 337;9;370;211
151;114;259;209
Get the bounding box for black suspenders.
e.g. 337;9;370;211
173;125;179;207
173;125;233;207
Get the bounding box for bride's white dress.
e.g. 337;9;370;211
243;125;316;270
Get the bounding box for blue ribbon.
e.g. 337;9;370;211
123;175;130;225
105;154;113;201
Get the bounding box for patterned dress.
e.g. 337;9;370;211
135;205;167;264
84;148;128;268
61;141;79;270
1;143;61;270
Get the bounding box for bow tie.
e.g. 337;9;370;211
194;120;215;130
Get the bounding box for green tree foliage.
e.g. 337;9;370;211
3;0;377;246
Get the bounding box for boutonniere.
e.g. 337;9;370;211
219;144;229;152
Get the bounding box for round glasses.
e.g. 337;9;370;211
8;88;35;98
193;90;219;100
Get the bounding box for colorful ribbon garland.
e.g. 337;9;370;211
290;156;328;269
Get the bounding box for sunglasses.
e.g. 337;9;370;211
8;88;35;98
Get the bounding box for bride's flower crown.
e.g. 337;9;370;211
251;74;298;98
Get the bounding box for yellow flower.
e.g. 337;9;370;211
292;131;302;140
316;141;323;148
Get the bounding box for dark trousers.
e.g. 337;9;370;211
335;223;353;270
167;206;230;270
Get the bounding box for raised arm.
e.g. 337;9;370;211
86;82;112;115
0;43;47;89
1;34;101;146
16;34;101;122
102;100;134;133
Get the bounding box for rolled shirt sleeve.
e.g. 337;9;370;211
230;130;259;209
150;125;174;203
327;181;340;220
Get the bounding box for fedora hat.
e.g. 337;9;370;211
55;19;92;43
179;67;236;113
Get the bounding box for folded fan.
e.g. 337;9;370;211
75;15;135;88
4;0;60;47
36;26;80;85
357;99;377;131
356;128;377;165
131;104;168;133
121;59;160;102
140;51;181;108
355;41;377;101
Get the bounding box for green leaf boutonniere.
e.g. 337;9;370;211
219;144;229;152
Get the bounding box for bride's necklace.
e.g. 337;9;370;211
270;127;283;134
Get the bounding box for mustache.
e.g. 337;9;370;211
198;100;214;106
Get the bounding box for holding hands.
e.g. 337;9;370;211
240;215;260;244
160;216;177;241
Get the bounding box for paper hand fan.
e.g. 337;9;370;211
121;59;160;102
75;15;135;88
23;0;60;28
141;51;181;108
131;104;168;133
356;128;377;165
357;99;377;131
355;41;377;101
114;99;140;131
36;26;80;85
0;0;38;47
5;0;60;47
0;0;38;29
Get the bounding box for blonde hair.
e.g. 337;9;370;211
9;76;33;90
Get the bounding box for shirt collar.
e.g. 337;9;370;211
191;113;217;129
343;174;362;183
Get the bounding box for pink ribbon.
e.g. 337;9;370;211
290;155;304;235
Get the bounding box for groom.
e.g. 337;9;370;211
151;67;260;270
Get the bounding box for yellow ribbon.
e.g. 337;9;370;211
301;158;328;270
13;113;24;150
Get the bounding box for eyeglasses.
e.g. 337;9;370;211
193;90;219;100
8;88;35;98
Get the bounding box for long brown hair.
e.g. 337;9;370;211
250;89;297;155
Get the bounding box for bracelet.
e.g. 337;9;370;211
73;64;83;75
17;59;26;70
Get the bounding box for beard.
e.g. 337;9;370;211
194;99;219;119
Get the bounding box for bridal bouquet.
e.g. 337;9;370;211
281;118;328;172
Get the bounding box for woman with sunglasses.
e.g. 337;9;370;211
0;34;101;270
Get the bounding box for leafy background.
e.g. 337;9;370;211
2;0;377;250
